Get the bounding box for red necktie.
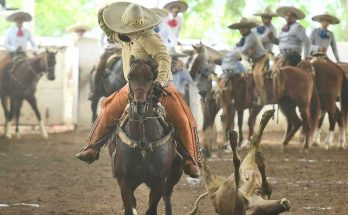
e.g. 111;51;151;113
168;19;178;27
17;28;24;37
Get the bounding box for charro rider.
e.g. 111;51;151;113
152;8;173;48
88;31;122;99
76;2;201;178
252;6;278;53
229;17;268;105
272;6;310;66
310;12;340;62
1;11;37;72
163;0;188;50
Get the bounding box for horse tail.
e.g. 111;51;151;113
341;74;348;126
310;83;320;133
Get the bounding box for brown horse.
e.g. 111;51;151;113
311;59;348;149
210;60;320;152
108;58;183;215
0;49;57;138
89;56;126;122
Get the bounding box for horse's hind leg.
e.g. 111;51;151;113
27;96;47;139
163;155;183;215
237;109;244;146
278;100;301;151
324;101;337;150
335;105;346;149
298;106;312;152
313;112;326;146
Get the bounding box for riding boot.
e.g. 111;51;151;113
76;85;129;163
161;84;201;177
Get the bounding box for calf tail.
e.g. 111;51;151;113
188;192;209;215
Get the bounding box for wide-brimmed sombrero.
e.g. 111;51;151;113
193;43;223;61
228;17;258;29
6;11;32;22
102;2;161;34
66;23;91;33
254;6;278;17
151;8;169;18
163;1;188;13
312;12;340;24
276;6;305;20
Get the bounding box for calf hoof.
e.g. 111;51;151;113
280;198;291;211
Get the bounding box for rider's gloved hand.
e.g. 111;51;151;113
153;81;164;98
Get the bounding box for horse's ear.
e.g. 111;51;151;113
192;44;198;50
129;55;136;67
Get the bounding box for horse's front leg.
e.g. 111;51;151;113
91;96;100;123
26;96;47;139
118;179;137;215
1;96;11;138
13;98;23;139
146;180;165;215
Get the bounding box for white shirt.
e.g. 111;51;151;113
4;26;37;53
157;21;174;48
164;14;183;49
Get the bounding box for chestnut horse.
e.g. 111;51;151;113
311;59;348;149
0;49;57;138
108;58;183;215
208;61;320;152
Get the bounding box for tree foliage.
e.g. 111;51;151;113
0;0;347;44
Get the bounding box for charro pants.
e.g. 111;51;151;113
252;55;269;105
85;84;201;165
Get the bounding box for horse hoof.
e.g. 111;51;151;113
338;145;346;150
16;133;20;139
312;142;320;147
281;145;289;153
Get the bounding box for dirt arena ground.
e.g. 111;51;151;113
0;130;347;215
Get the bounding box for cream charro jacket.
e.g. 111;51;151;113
98;8;172;86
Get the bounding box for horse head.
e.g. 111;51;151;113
128;56;155;117
41;48;57;80
190;43;216;98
